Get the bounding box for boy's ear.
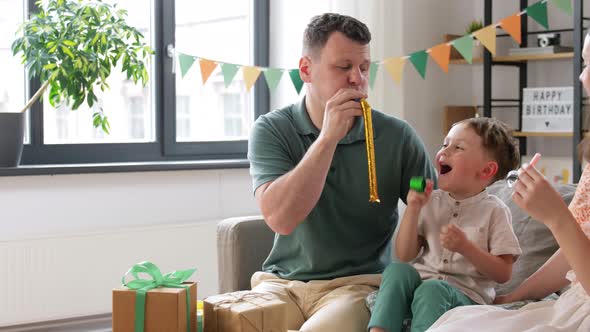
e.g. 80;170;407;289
299;56;312;83
480;161;499;181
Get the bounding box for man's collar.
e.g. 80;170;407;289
293;96;374;145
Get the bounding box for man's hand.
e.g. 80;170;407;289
440;224;470;253
318;88;366;145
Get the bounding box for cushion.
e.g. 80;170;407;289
487;180;576;295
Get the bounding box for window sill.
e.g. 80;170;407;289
0;159;250;176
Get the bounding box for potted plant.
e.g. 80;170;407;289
444;19;485;60
1;0;153;167
465;20;484;59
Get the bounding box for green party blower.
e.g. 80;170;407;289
410;176;426;192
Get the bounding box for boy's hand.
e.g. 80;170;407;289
440;224;470;253
406;180;434;211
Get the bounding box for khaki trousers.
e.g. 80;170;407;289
251;272;381;332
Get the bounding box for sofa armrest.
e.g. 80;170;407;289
217;216;275;293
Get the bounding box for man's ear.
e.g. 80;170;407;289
480;161;499;181
299;56;312;83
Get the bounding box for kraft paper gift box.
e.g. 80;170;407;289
204;291;287;332
113;281;197;332
112;261;197;332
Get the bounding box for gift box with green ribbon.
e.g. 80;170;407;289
112;261;197;332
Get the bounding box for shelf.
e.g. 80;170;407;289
450;52;574;64
513;131;572;137
513;131;590;138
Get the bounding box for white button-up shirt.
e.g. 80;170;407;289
412;189;522;304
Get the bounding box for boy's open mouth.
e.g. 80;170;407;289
439;164;452;175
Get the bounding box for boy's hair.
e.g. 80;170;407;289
303;13;371;58
456;117;520;182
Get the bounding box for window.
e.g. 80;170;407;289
3;0;268;167
176;96;191;140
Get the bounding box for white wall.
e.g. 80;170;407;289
0;169;257;241
0;169;259;325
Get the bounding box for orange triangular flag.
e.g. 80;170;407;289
242;66;262;92
199;58;217;84
500;14;522;45
429;43;451;73
472;25;497;55
383;57;406;84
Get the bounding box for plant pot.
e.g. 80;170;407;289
0;112;25;167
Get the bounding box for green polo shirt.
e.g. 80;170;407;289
248;98;436;281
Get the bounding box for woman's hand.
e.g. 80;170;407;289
512;155;571;229
493;293;517;305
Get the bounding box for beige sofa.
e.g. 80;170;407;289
217;181;577;302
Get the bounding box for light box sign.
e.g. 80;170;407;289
522;87;573;132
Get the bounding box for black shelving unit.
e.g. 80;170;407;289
482;0;586;182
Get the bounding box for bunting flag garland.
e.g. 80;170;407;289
242;66;262;92
473;25;497;55
289;69;304;94
384;57;406;84
452;35;475;64
221;63;240;87
368;62;379;89
409;50;428;79
263;68;284;92
177;0;570;93
429;43;451;73
178;53;196;78
527;1;549;29
552;0;573;15
199;58;217;84
500;14;522;45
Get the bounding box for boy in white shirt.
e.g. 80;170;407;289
369;118;522;332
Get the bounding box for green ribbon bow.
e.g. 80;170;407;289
122;261;196;332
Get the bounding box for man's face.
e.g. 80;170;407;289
304;31;370;108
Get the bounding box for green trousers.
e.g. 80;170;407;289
368;261;476;332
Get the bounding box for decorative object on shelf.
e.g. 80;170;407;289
508;45;573;56
465;20;484;35
508;32;572;56
537;33;561;47
5;0;153;167
522;87;573;132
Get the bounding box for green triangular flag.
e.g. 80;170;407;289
551;0;572;16
178;53;196;78
527;1;549;29
221;63;240;87
289;69;304;94
263;68;284;92
368;62;379;89
452;35;474;64
409;50;428;79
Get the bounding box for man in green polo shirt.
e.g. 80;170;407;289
247;13;436;332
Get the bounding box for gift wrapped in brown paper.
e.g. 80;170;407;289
204;291;287;332
112;261;197;332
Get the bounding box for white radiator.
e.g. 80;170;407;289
0;221;219;327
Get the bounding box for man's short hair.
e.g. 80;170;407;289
303;13;371;57
456;117;520;183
